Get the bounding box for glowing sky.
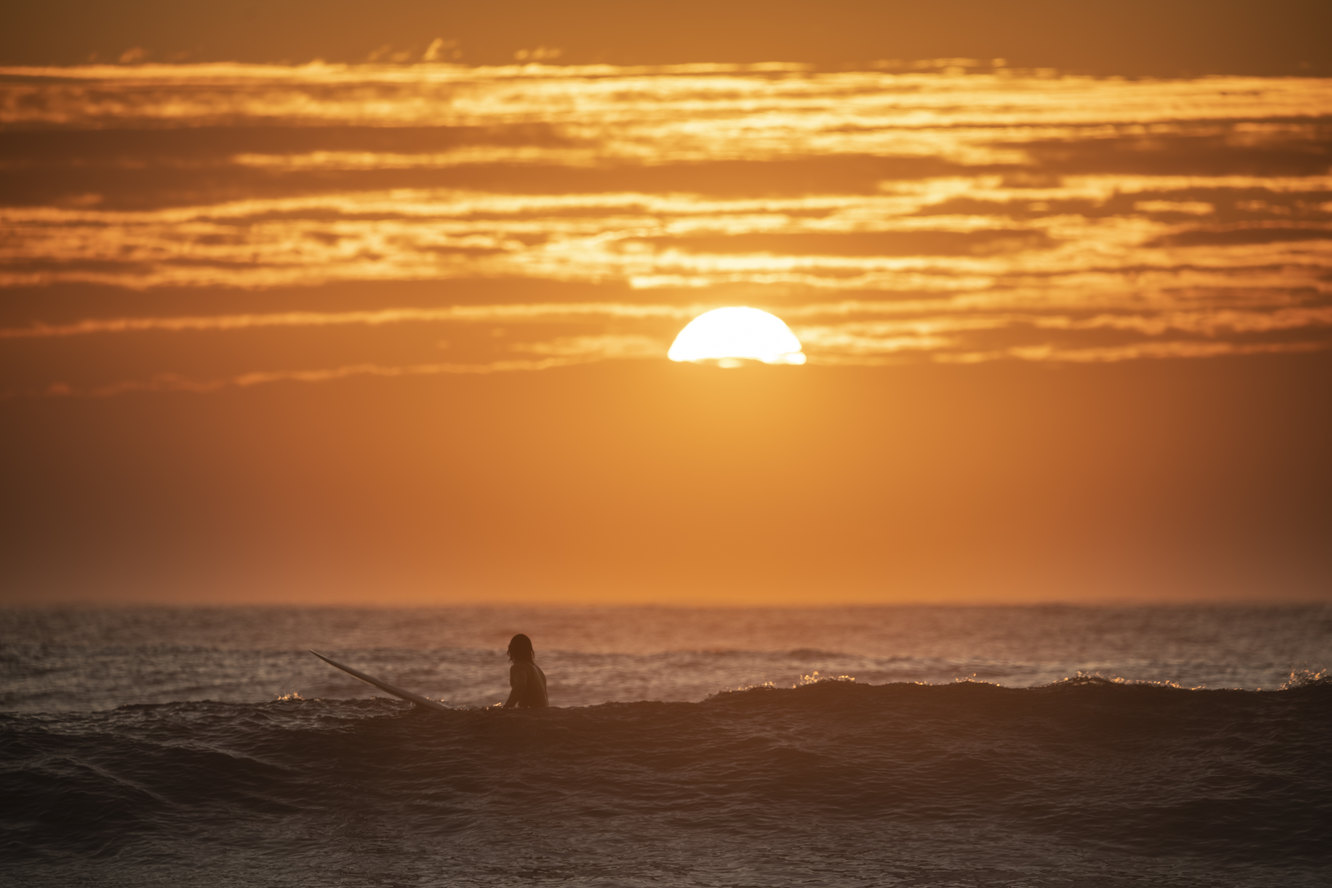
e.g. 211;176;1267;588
2;1;1330;604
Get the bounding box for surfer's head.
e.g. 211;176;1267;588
507;634;535;662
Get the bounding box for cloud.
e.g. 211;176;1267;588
2;61;1329;390
0;303;689;339
936;340;1327;365
422;38;460;63
1148;226;1332;248
12;357;598;400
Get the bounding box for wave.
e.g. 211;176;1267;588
3;679;1329;869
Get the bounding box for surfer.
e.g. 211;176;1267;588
503;633;549;709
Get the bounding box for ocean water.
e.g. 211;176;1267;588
2;605;1329;887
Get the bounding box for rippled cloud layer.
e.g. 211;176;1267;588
2;61;1330;395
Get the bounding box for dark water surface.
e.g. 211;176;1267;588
2;606;1329;886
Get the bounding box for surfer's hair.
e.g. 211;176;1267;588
507;634;535;662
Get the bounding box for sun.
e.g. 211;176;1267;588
667;307;806;367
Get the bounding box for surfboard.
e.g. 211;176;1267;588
309;650;451;712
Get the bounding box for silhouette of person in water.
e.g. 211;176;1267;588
502;633;548;708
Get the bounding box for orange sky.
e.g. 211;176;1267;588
5;1;1331;75
2;1;1330;605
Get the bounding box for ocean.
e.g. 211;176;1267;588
1;605;1329;887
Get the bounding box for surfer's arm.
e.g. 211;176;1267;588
502;663;527;709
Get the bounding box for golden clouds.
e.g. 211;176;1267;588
1;61;1330;394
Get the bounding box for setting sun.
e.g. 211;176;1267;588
667;306;806;367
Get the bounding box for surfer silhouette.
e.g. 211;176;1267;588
503;633;548;709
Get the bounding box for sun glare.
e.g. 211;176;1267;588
668;307;807;367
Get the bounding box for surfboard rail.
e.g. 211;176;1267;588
309;650;452;712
